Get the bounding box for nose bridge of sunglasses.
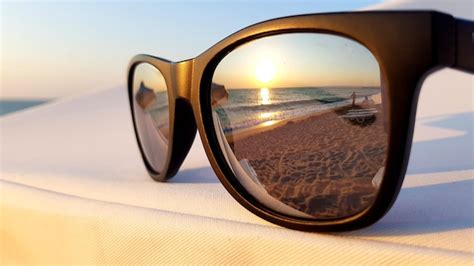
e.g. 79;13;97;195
171;59;194;101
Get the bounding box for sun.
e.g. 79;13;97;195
255;59;276;84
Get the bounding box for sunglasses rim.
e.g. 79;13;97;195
128;11;459;231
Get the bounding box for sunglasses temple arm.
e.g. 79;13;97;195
452;18;474;74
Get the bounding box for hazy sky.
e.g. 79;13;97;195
213;33;380;88
1;0;381;99
133;63;167;92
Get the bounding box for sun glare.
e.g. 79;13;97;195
255;59;276;84
259;111;275;119
260;87;270;105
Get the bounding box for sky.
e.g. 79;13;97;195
1;0;382;99
133;62;167;92
213;33;380;89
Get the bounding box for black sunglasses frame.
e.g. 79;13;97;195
128;11;473;231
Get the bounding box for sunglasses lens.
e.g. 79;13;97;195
132;63;170;173
211;33;388;219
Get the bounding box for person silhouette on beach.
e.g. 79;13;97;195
351;91;356;107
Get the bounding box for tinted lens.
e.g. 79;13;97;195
211;33;388;219
132;63;170;173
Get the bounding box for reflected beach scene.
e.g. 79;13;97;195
132;63;170;172
211;33;388;219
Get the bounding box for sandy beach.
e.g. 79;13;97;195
228;104;388;219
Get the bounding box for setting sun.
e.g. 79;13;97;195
255;59;276;84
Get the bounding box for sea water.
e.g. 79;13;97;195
216;87;380;133
0;100;48;116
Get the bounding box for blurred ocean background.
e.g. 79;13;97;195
0;100;49;116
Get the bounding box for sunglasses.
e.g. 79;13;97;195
128;11;473;231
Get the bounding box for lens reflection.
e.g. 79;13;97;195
211;33;388;219
133;63;169;172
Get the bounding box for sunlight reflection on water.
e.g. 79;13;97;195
259;87;270;105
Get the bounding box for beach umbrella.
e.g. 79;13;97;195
135;81;157;110
211;82;229;106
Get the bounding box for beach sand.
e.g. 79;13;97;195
228;104;388;219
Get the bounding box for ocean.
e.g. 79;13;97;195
0;100;49;116
214;87;380;132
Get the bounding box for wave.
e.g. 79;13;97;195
216;98;356;133
223;97;346;113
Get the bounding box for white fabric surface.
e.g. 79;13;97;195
1;68;473;264
1;0;473;262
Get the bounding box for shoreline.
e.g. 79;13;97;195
226;103;352;143
225;92;382;143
